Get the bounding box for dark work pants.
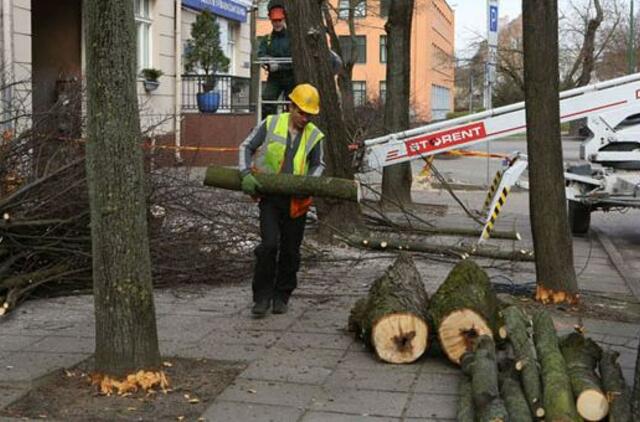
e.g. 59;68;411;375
253;196;306;303
262;75;295;118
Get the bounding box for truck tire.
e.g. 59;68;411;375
568;201;590;234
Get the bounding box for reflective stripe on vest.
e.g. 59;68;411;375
253;113;324;176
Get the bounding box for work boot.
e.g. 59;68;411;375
272;297;288;314
251;299;270;317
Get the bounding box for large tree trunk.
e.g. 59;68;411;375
634;342;640;420
380;0;414;204
85;0;160;376
533;311;580;422
284;0;362;237
559;332;609;421
498;305;544;418
203;166;360;201
522;0;578;304
428;260;500;365
321;1;356;133
348;254;429;363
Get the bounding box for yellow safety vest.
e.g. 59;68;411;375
253;113;324;217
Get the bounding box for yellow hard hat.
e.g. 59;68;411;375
288;83;320;115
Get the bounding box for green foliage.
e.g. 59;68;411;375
184;10;230;87
140;68;163;81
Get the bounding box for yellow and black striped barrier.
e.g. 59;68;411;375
481;185;510;240
482;169;504;213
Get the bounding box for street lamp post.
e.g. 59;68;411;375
629;0;636;74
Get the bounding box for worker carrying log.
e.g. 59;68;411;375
238;83;325;317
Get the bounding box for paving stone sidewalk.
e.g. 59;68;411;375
1;191;639;421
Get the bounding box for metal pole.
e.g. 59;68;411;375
249;2;260;122
469;71;474;113
629;0;636;74
485;0;499;186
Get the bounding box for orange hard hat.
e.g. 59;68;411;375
269;6;285;20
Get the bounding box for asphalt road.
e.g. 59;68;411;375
424;135;640;297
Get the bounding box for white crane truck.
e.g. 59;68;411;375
359;73;640;241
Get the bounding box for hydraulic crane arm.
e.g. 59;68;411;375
361;72;640;172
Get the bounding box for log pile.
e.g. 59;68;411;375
349;256;635;422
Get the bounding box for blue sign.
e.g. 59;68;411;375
489;5;498;32
183;0;247;23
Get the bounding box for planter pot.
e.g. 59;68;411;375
197;91;221;113
143;80;160;92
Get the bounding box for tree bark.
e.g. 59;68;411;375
85;0;160;376
283;0;362;237
457;376;475;422
532;310;580;422
559;332;609;421
498;305;544;418
380;0;414;204
634;341;640;420
600;350;632;422
499;363;534;422
428;260;500;364
347;253;429;363
321;1;355;132
203;166;360;201
522;0;579;304
460;336;509;422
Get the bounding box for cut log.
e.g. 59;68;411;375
346;234;534;262
347;253;429;363
533;310;581;422
457;376;475;422
468;335;500;407
369;220;521;240
498;305;544;418
599;350;632;422
203;166;360;202
460;336;509;422
559;332;609;421
428;260;500;364
499;362;534;422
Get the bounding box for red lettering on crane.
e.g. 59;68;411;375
404;122;487;156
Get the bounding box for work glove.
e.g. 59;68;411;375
269;62;280;72
241;173;262;195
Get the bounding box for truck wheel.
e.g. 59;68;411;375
568;201;590;234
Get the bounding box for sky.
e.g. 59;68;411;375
451;1;522;58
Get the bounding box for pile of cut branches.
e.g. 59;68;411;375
0;117;256;315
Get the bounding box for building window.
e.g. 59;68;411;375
338;0;366;19
134;0;152;72
353;81;366;106
257;0;269;19
339;35;367;64
379;35;387;63
379;80;386;103
380;0;390;17
431;84;451;121
227;22;236;73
